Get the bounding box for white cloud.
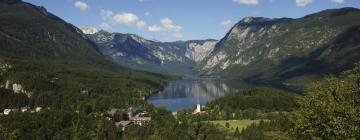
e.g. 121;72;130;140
113;13;140;25
99;10;148;30
232;0;259;5
296;0;313;6
145;12;151;17
331;0;344;3
220;20;233;28
148;25;162;32
161;18;183;38
80;27;98;34
161;18;181;32
136;20;147;29
74;1;88;11
148;17;183;39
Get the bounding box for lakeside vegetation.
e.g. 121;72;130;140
1;62;360;139
0;1;359;139
205;120;264;131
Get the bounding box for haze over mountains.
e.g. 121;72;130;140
81;7;360;89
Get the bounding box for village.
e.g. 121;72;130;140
0;106;152;131
0;103;205;131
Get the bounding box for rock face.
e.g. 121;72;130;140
197;7;360;87
185;41;217;62
87;31;217;73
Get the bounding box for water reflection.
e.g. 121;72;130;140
148;76;251;112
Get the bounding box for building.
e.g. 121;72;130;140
21;106;30;112
127;107;151;126
127;107;142;118
35;107;42;112
3;109;11;115
129;116;151;126
115;121;133;131
193;104;201;114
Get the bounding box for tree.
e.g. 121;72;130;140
291;64;360;139
234;127;240;138
225;122;230;128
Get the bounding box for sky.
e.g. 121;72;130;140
23;0;360;42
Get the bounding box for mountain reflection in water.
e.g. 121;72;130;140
148;76;251;112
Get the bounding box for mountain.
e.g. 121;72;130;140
198;7;360;88
86;30;217;74
80;27;98;34
0;0;169;103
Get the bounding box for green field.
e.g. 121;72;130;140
205;120;264;131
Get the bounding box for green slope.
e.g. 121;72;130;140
198;7;360;89
0;0;170;111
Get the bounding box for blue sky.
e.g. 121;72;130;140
24;0;360;42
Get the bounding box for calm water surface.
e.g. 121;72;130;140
148;76;253;112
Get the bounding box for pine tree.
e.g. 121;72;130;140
234;127;241;138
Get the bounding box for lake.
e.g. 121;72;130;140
147;76;253;112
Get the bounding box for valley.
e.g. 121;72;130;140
82;7;360;91
0;0;359;139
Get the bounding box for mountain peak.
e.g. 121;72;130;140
303;7;360;19
239;17;272;24
234;17;285;28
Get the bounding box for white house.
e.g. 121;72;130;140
129;116;151;126
35;107;42;112
21;107;30;112
128;107;151;126
3;109;11;115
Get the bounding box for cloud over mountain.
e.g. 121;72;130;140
74;1;88;11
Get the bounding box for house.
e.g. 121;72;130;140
115;121;133;131
35;107;42;112
129;116;151;126
127;107;143;118
128;107;151;126
3;109;11;115
172;112;177;119
21;106;30;112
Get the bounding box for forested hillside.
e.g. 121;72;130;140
198;7;360;89
0;1;171;139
